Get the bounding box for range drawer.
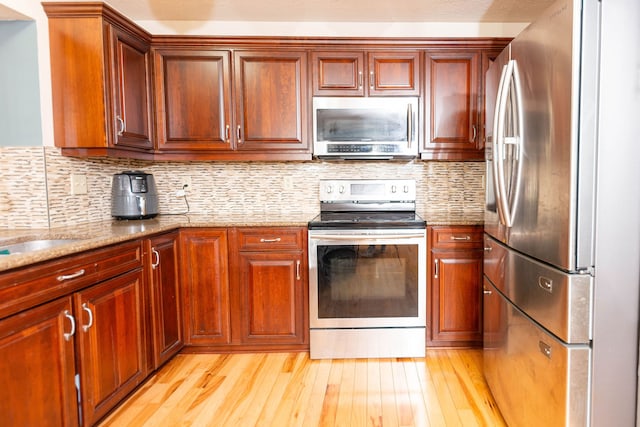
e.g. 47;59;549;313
0;240;142;320
431;225;483;249
235;227;305;251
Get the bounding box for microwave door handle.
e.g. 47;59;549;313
407;103;413;148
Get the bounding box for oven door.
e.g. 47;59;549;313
308;228;427;329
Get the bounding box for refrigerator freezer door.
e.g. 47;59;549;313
484;235;593;344
483;278;591;427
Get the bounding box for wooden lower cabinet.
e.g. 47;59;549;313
147;232;183;368
427;225;484;347
74;268;148;426
180;227;308;350
0;241;147;427
230;227;308;347
0;297;78;427
180;228;231;345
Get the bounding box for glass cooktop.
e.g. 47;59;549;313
308;211;426;229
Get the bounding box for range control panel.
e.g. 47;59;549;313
319;179;416;203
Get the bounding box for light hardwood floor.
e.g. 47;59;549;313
99;349;506;427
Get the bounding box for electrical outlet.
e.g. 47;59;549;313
70;174;87;195
283;176;294;190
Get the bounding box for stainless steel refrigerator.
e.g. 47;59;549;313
483;0;640;425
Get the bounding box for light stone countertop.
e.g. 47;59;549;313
0;214;312;273
0;212;482;273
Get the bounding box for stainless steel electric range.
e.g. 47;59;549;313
308;179;427;359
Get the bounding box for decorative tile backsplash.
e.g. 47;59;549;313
0;147;485;229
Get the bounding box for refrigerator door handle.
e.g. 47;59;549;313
507;60;525;226
492;62;510;226
495;59;525;228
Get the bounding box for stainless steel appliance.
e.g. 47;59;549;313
312;97;419;160
111;171;159;219
308;179;426;359
483;0;640;425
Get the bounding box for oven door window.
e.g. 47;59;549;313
316;243;418;318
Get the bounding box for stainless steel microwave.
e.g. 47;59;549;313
312;97;419;160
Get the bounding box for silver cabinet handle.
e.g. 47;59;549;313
63;310;76;341
450;235;471;241
116;115;125;136
483;289;493;295
57;269;85;282
225;124;230;143
484;246;493;252
151;248;160;270
296;260;301;281
237;125;242;144
82;303;93;332
472;124;477;142
434;259;439;279
260;238;281;243
358;71;363;89
369;70;374;89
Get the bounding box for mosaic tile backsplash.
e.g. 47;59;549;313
0;147;485;229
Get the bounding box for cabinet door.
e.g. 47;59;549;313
430;248;483;346
234;51;309;152
75;268;147;427
235;251;306;345
0;297;78;427
111;26;153;150
423;51;481;160
368;51;421;96
180;229;231;345
154;49;233;151
311;51;365;96
148;232;183;368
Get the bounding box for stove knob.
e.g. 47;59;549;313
404;185;410;193
326;184;333;194
391;185;397;193
339;185;345;193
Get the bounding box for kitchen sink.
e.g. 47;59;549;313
0;239;83;255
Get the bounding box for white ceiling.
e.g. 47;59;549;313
44;0;555;23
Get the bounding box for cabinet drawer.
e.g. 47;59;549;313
235;227;304;251
431;226;483;249
0;240;142;320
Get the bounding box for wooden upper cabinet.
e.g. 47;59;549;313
44;3;153;156
234;51;309;152
312;50;420;96
111;27;153;150
153;49;232;151
422;50;482;160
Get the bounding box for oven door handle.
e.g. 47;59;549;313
310;233;425;240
